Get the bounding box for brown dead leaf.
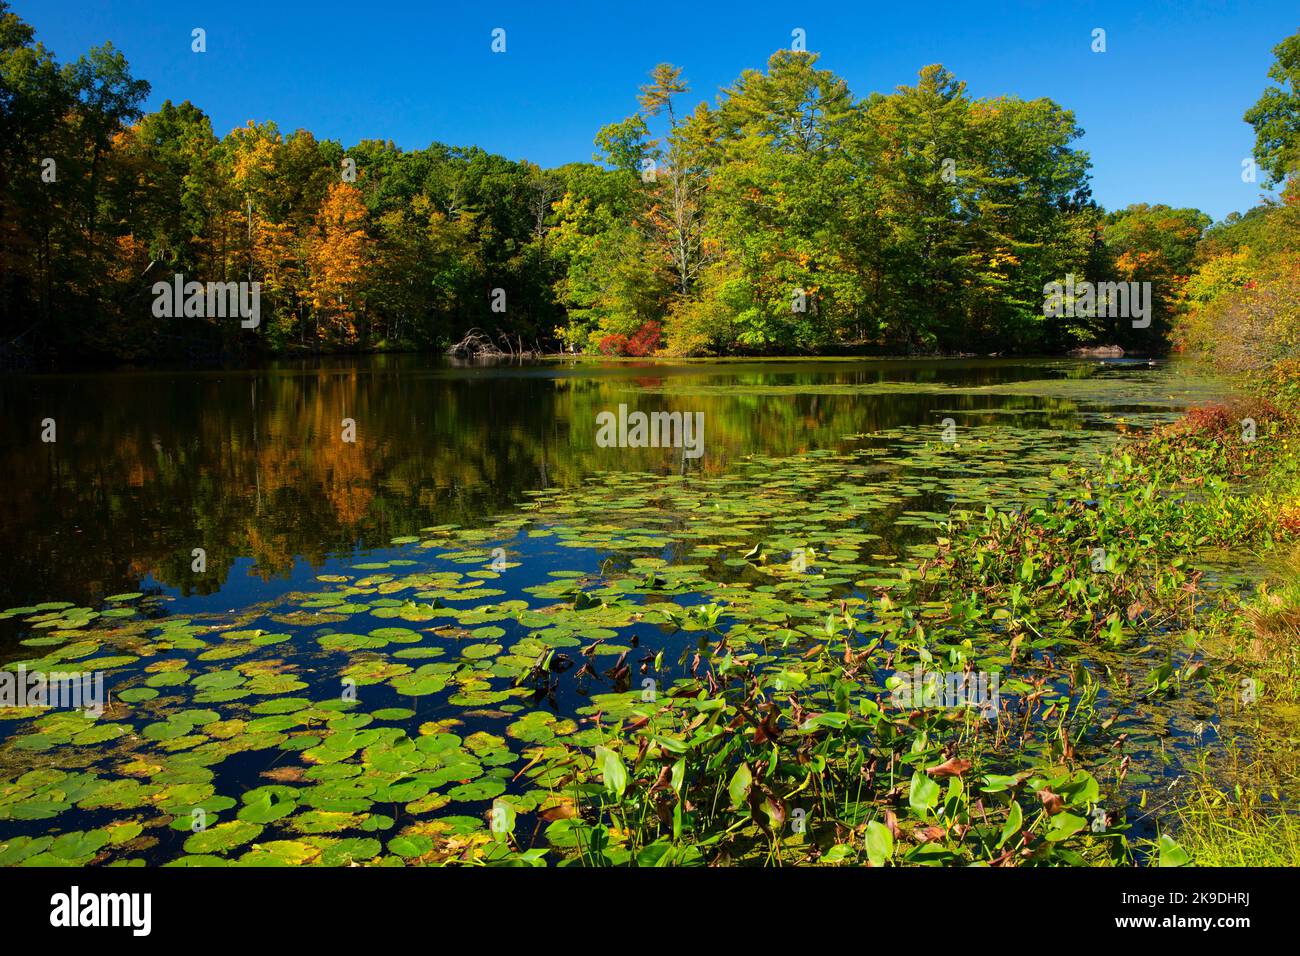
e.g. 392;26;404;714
261;766;307;783
914;825;945;844
927;756;972;778
1038;788;1065;815
537;797;579;822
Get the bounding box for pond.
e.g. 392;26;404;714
0;356;1235;865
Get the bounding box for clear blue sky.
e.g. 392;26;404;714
16;0;1298;221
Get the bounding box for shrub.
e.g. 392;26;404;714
597;321;662;356
624;320;662;356
597;333;629;356
664;289;738;356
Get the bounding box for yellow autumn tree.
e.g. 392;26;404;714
254;216;304;341
308;181;370;344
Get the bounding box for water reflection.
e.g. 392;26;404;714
0;356;1202;609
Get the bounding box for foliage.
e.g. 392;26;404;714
1181;28;1300;376
0;3;1205;363
4;363;1299;866
1100;204;1211;349
1245;27;1300;186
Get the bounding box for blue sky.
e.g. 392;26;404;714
15;1;1298;221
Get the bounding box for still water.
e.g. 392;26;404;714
1;356;1220;610
0;356;1232;865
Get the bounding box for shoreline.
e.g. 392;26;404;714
4;347;1163;376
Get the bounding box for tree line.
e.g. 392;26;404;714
1;2;1214;364
1177;28;1300;384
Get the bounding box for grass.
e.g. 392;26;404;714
1165;538;1300;865
1172;770;1300;866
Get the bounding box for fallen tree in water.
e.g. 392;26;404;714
446;329;506;359
446;329;544;359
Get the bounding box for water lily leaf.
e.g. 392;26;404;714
290;810;365;834
236;840;321;866
389;674;446;696
447;779;506;802
72;723;128;745
237;791;298;825
371;707;416;720
106;821;144;845
388;834;433;858
117;687;158;703
369;627;422;644
184;821;263;854
310;837;382;866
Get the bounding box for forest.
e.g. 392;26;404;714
1;0;1222;364
6;3;1300;878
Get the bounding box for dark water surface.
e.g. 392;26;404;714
0;355;1218;610
0;356;1234;865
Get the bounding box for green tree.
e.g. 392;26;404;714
1246;29;1300;186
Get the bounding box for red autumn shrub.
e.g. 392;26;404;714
1172;398;1281;441
1134;397;1290;478
1182;403;1235;437
625;320;663;357
597;334;629;356
597;321;662;357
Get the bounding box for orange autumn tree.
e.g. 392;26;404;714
308;181;371;344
